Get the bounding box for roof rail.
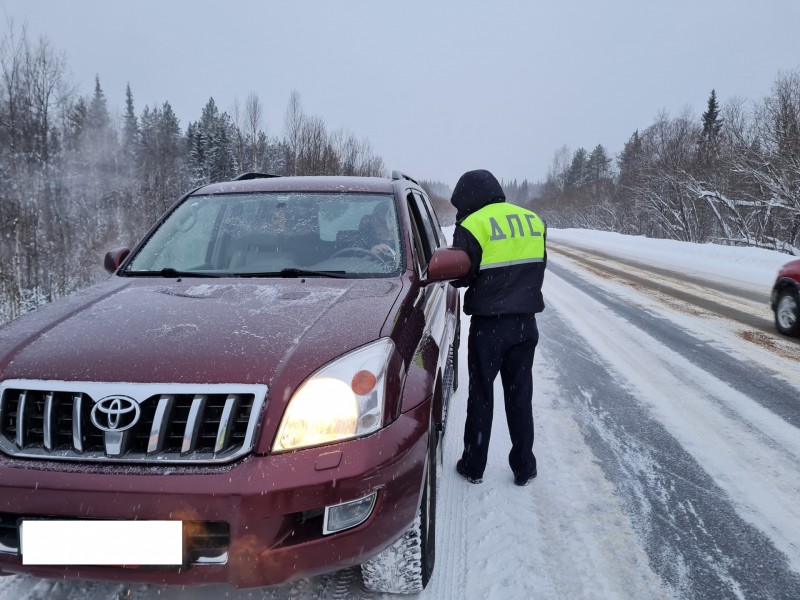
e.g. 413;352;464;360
391;170;419;185
233;172;281;181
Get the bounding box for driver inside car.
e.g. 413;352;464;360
359;203;397;261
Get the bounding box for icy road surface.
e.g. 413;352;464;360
2;230;799;599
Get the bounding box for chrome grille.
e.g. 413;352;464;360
0;380;267;464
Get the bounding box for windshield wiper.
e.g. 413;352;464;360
236;268;349;279
125;267;349;279
124;268;223;278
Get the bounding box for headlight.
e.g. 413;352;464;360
273;338;394;452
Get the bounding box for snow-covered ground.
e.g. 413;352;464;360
2;229;799;599
429;228;800;599
550;228;791;292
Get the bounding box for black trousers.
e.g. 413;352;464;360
461;313;539;479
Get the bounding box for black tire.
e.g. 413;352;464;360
775;287;800;337
361;426;437;594
452;303;461;391
419;427;436;586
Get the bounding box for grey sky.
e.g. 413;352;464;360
3;0;799;188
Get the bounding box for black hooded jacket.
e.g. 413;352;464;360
452;169;507;224
450;169;547;316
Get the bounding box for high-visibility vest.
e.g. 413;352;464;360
460;203;546;271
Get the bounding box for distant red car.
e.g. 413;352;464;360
772;259;800;337
0;172;469;593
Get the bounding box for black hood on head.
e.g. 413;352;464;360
451;169;505;223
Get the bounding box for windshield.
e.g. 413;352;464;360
125;192;402;277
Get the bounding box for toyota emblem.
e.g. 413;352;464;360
91;396;141;432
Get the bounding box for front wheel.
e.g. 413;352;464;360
775;288;800;337
361;426;437;594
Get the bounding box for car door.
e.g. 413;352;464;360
406;190;454;427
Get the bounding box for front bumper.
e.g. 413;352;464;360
0;400;430;588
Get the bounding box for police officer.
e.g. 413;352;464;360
450;169;546;486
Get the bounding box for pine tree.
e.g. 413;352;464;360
137;101;186;219
83;75;117;178
188;98;217;183
701;89;723;139
566;147;589;189
210;111;238;181
586;144;612;181
139;105;158;169
618;130;644;181
698;89;723;163
121;84;139;165
187;98;238;184
159;102;181;157
87;76;111;132
64;97;87;152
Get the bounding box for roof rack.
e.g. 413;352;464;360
391;170;419;185
233;172;281;181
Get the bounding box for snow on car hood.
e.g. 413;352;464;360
0;276;402;386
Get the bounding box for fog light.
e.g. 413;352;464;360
323;492;377;535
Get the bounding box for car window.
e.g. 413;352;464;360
408;191;439;265
405;193;429;273
414;192;442;250
419;192;446;247
126;192;402;277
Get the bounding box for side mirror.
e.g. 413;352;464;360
104;247;130;274
423;247;471;286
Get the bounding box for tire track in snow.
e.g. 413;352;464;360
549;261;800;431
423;336;469;598
543;266;800;598
427;304;667;599
524;359;668;600
439;341;552;599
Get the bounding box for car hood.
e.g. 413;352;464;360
0;277;403;386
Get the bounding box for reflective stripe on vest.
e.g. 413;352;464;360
460;203;546;271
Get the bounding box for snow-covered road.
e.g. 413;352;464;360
2;230;799;599
539;264;800;599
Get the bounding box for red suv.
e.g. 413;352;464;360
0;172;469;593
772;259;800;337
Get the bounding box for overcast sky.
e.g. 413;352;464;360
2;0;799;188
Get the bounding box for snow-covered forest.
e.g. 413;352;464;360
0;26;385;323
535;74;800;257
2;21;799;326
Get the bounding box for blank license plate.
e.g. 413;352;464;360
20;520;183;565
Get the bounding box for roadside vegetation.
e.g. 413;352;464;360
535;77;800;257
0;25;384;322
421;72;800;261
2;21;798;325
